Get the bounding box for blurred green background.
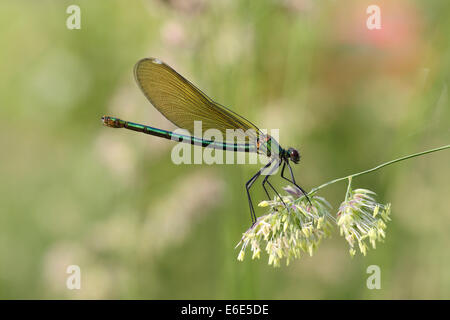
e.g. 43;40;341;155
0;0;449;299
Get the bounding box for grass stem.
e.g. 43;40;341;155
309;144;450;195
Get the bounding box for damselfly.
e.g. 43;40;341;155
102;58;309;224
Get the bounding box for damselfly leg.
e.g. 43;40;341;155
280;161;311;205
246;161;273;225
261;159;287;205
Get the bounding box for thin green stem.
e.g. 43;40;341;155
309;144;450;195
344;177;352;202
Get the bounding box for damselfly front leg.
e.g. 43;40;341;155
280;161;311;205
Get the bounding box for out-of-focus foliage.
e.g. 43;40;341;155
0;0;448;299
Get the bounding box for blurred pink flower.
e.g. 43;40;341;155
334;0;423;57
161;20;187;48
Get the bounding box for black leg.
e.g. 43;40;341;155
262;178;271;200
264;178;289;211
281;160;312;205
261;159;280;200
246;160;273;225
258;159;290;212
262;159;286;205
245;172;260;224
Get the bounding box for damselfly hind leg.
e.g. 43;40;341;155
245;161;273;225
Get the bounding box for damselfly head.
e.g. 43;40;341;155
287;147;300;164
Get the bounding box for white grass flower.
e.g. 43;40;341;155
233;144;450;266
337;188;391;256
236;191;334;267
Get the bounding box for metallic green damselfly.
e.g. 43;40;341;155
102;58;309;224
